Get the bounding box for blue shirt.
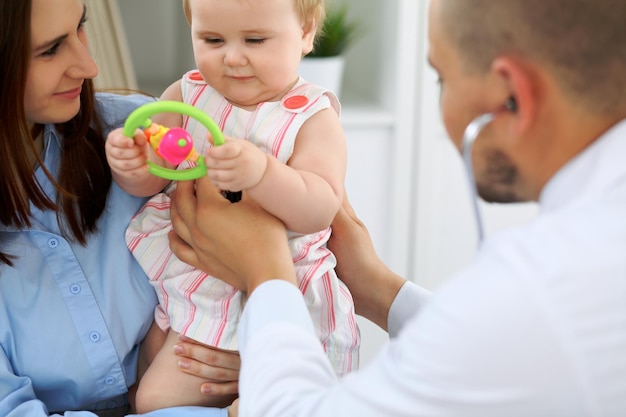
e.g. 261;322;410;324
0;93;226;417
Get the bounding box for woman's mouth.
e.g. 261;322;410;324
55;86;82;99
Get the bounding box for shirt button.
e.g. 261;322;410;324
282;95;309;110
189;70;204;81
47;238;59;248
70;284;81;295
104;376;116;385
89;331;101;342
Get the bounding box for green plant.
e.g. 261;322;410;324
307;3;361;57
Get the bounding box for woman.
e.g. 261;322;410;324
0;0;238;415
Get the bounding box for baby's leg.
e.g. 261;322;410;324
129;321;168;412
134;330;237;413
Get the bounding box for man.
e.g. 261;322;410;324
168;0;626;415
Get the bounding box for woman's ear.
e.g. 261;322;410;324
301;19;318;55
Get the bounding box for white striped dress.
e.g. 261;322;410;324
126;70;360;376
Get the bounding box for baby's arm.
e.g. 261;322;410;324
206;107;346;234
105;81;185;197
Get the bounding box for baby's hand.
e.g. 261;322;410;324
205;136;268;191
105;127;150;180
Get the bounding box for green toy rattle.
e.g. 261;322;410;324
123;100;224;181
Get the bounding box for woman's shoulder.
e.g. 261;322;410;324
95;92;156;127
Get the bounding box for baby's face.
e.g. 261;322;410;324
188;0;316;109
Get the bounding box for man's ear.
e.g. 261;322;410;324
492;56;538;136
301;19;318;55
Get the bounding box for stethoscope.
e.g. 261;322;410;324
460;97;516;245
461;112;494;245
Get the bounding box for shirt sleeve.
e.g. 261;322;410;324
0;351;227;417
126;406;228;416
387;281;431;338
236;265;585;417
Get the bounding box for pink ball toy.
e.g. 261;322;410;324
158;127;194;165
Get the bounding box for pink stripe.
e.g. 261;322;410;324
271;113;296;157
210;288;237;345
218;102;233;131
179;271;208;335
152;251;174;281
321;271;336;333
183;84;207;130
341;284;360;349
298;251;329;295
126;200;172;250
292;229;329;263
159;280;169;314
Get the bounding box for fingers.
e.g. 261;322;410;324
201;380;239;397
133;129;148;147
169;177;237;276
106;128;150;174
174;336;241;396
177;335;241;371
192;174;230;208
168;230;201;270
336;192;365;227
228;398;240;417
169;180;196;240
205;141;268;191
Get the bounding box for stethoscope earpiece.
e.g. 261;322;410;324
506;97;517;112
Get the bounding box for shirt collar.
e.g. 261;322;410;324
540;118;626;213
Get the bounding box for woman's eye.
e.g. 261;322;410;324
78;16;87;32
41;43;61;57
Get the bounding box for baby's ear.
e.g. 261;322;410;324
301;19;317;55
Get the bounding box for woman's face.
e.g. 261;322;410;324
25;0;98;126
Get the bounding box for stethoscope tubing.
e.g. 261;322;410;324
461;112;495;245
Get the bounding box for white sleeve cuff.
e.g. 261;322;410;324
388;281;431;338
238;280;315;354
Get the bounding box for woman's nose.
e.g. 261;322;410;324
67;36;99;80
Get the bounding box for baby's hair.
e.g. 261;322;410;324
182;0;326;37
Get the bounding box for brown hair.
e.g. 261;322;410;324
438;0;626;115
182;0;326;37
0;0;111;266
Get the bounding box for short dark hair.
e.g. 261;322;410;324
439;0;626;115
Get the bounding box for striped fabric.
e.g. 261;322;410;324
126;71;360;376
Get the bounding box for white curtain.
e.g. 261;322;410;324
84;0;138;90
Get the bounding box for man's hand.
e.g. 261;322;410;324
328;194;406;330
168;175;297;294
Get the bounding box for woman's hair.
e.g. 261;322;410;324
182;0;326;37
0;0;111;266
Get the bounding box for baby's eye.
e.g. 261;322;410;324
246;38;265;44
204;37;224;45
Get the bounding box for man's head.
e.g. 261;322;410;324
428;0;626;202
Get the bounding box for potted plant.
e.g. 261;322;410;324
298;2;361;97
